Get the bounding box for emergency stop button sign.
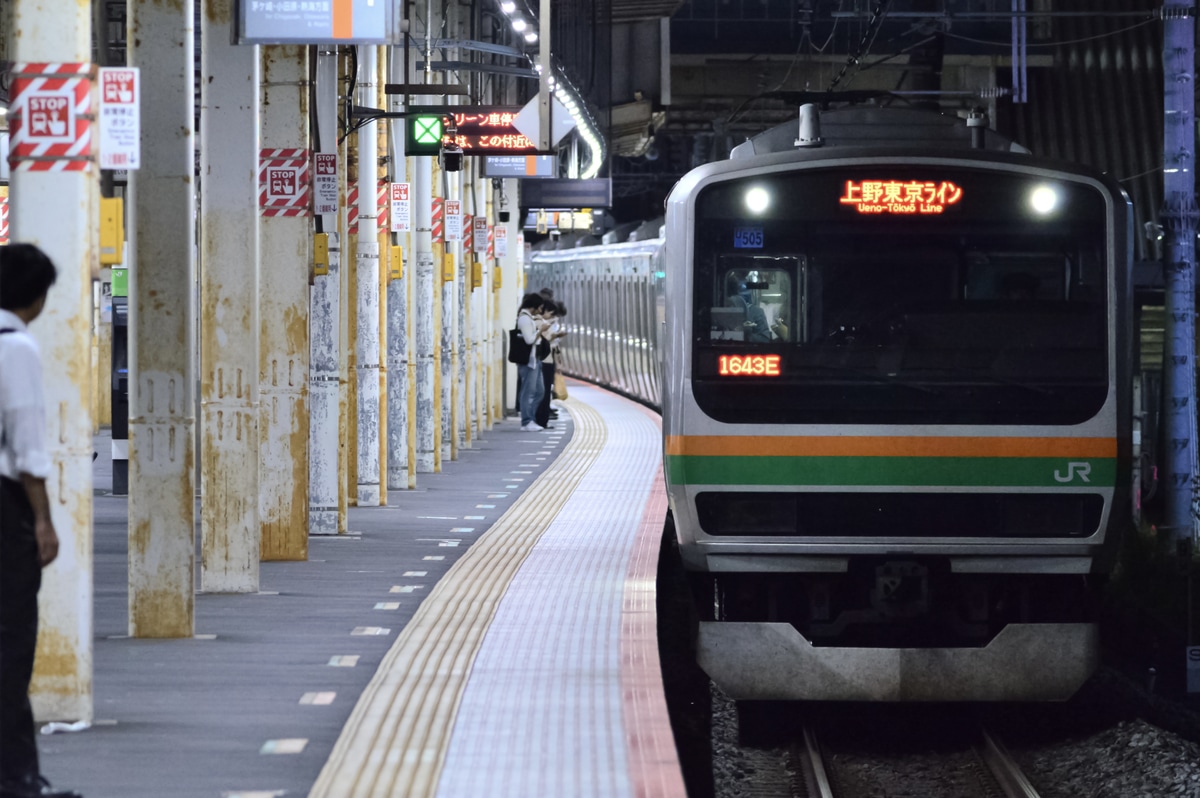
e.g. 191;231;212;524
27;93;73;142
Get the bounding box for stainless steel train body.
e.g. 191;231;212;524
531;108;1134;702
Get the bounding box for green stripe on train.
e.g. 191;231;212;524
665;456;1117;488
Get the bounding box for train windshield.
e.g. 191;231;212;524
691;165;1112;425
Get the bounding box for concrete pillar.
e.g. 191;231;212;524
310;46;341;535
438;161;453;464
376;49;389;505
10;0;96;722
355;46;381;507
387;51;411;491
259;46;310;560
499;179;521;413
337;63;351;530
200;1;261;591
489;183;502;425
449;168;464;458
415;152;436;473
127;0;196;637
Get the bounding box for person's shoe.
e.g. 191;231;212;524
520;422;544;431
548;411;559;419
0;774;83;798
541;425;555;430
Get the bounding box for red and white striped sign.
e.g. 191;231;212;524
347;181;388;234
432;197;444;243
8;63;94;172
462;214;473;252
487;224;494;259
0;198;9;245
259;148;311;217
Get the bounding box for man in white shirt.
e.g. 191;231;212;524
0;243;81;798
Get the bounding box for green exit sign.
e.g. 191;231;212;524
407;113;446;156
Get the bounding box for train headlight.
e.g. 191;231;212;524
745;186;771;214
1029;185;1059;215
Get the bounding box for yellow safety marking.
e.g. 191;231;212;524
309;398;605;798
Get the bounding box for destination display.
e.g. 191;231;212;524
839;179;964;215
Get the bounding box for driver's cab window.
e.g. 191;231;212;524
708;259;794;343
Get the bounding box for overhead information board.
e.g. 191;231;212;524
237;0;403;44
405;106;547;157
482;155;556;178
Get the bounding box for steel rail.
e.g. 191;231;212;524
796;725;836;798
979;727;1042;798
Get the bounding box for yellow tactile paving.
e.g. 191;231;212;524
309;399;606;798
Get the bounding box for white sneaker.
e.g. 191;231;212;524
521;422;544;431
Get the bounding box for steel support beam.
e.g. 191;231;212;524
1160;1;1199;551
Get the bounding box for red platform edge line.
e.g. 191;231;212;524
619;400;688;798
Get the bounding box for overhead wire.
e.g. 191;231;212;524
942;17;1157;49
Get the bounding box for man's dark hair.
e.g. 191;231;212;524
538;287;554;300
555;301;568;316
0;243;58;311
519;292;544;311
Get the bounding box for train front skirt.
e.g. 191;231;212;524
698;621;1098;701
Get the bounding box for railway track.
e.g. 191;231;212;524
792;723;1042;798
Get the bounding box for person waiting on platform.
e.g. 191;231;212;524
0;243;83;798
516;292;552;431
536;301;568;429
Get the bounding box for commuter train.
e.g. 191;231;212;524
529;106;1134;701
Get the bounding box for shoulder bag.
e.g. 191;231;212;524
508;326;533;364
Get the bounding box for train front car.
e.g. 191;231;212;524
663;128;1133;701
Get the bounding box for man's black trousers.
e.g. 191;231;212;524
0;476;41;784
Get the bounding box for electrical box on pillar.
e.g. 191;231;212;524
314;233;330;276
390;245;403;279
100;197;125;266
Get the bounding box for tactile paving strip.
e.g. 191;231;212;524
434;387;663;797
310;389;614;797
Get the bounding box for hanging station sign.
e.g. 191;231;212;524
236;0;404;45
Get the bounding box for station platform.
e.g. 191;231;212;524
36;383;685;798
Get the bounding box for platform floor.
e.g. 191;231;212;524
36;383;683;798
